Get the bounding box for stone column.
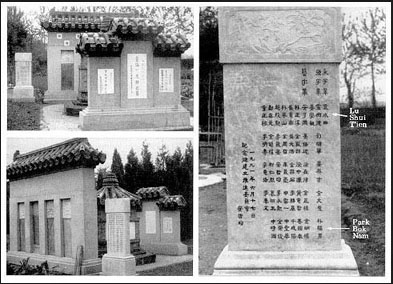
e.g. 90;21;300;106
214;7;359;276
12;53;34;101
77;55;88;105
102;198;136;276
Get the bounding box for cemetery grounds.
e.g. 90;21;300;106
199;125;386;276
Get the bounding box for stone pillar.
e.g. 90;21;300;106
102;198;136;276
77;55;88;104
12;53;34;101
214;7;359;276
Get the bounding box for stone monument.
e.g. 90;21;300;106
12;53;34;101
136;187;188;255
7;138;106;274
96;172;156;265
76;17;191;130
102;198;136;276
214;7;359;276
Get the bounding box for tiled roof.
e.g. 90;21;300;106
108;17;164;39
7;138;106;181
136;186;169;200
153;33;191;57
76;32;124;57
97;172;141;208
41;11;191;57
156;195;187;211
41;11;135;32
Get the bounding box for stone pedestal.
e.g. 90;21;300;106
214;240;358;276
12;53;34;101
80;106;191;131
102;198;136;276
214;7;358;276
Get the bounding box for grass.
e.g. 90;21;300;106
7;100;42;130
138;261;193;276
341;127;385;276
199;127;386;276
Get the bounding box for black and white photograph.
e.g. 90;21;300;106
5;136;193;276
1;1;391;283
198;5;389;277
6;5;194;131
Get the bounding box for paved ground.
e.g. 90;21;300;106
41;104;193;131
199;173;226;187
199;164;226;187
41;104;80;131
135;254;193;273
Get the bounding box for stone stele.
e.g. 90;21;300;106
102;198;136;276
214;7;359;276
12;53;34;101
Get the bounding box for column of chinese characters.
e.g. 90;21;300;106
237;142;257;226
302;67;308;96
315;68;329;96
315;131;324;239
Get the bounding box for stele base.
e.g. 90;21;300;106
44;90;78;102
213;239;359;276
10;86;34;101
7;251;102;275
101;254;136;276
141;242;188;256
79;105;191;131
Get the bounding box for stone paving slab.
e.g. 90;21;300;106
41;104;80;131
41;104;193;131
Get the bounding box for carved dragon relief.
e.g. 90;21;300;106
223;9;336;59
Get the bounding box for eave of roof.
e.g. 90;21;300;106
75;32;124;57
156;195;187;211
7;138;106;181
136;186;170;200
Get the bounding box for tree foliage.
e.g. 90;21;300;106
96;167;107;190
104;141;193;240
341;8;386;108
111;148;125;188
124;148;141;194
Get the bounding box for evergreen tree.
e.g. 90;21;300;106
155;145;169;186
111;148;125;187
140;142;154;187
124;148;140;193
96;167;107;190
180;141;193;240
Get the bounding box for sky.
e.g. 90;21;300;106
6;137;192;171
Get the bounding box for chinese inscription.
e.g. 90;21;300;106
127;54;147;99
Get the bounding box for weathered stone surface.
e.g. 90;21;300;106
138;200;188;256
12;53;34;101
219;7;341;63
224;63;341;251
79;106;191;131
102;198;136;275
213;240;359;276
214;6;358;276
79;39;190;130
